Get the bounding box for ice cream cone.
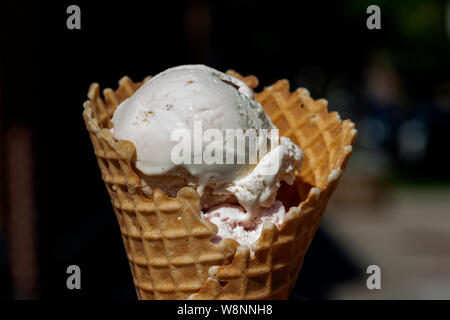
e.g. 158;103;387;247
82;71;356;300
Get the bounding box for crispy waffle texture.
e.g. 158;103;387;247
82;71;356;300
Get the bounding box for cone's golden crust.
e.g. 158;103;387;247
82;71;357;300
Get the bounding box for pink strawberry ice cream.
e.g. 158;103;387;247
202;201;285;255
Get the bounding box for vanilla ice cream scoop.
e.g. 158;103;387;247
111;65;303;220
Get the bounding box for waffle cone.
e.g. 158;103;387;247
82;71;356;300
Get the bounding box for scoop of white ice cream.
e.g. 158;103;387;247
111;65;303;220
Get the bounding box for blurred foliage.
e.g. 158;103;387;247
346;0;450;101
346;0;445;38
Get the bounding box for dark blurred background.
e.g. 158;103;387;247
0;0;449;299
